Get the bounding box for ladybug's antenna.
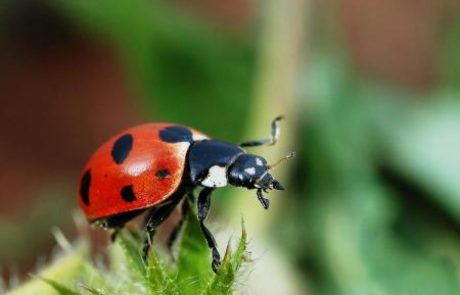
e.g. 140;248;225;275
267;152;295;170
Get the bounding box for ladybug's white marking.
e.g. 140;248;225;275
256;158;264;166
171;142;191;158
192;133;208;141
201;165;228;188
244;167;256;175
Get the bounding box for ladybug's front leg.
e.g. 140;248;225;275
256;188;270;209
197;187;221;273
239;115;284;147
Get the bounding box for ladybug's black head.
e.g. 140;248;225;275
227;154;285;191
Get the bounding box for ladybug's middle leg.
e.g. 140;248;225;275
197;187;221;273
142;198;180;261
166;195;191;255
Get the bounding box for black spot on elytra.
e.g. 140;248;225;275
80;170;91;206
159;126;193;143
121;185;136;202
111;134;133;164
156;169;170;179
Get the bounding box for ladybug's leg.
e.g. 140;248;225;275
166;197;190;254
95;209;146;242
256;188;270;210
110;230;120;242
142;200;180;261
239;115;284;147
197;187;221;273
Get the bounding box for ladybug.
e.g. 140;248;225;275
78;116;293;272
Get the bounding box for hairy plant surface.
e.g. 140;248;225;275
7;210;249;295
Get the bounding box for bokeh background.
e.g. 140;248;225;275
1;0;460;294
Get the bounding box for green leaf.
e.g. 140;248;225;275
371;93;460;222
79;285;106;295
146;247;179;295
114;232;146;278
176;203;213;293
9;213;251;295
77;262;112;295
201;220;248;295
232;219;248;270
39;277;81;295
6;244;91;295
292;56;460;294
9;201;251;295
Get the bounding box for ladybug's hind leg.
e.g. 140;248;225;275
94;209;146;242
111;230;119;242
197;187;221;273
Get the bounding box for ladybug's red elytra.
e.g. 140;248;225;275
78;116;293;273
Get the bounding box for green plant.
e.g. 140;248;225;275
7;204;249;295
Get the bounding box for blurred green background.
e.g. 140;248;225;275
1;0;460;294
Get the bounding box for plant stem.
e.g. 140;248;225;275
229;0;310;234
